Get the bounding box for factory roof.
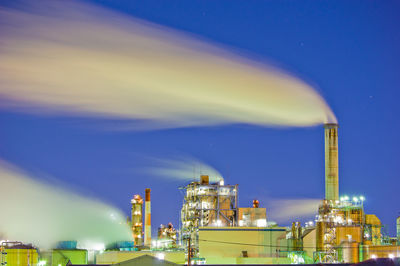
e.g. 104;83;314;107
113;254;178;266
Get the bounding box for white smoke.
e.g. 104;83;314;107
267;198;320;223
145;156;223;183
0;162;132;249
0;0;336;129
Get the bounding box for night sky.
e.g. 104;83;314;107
1;0;400;236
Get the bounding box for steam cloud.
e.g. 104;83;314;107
267;198;320;223
0;0;336;129
0;162;132;249
145;157;223;183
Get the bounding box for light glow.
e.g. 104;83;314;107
156;253;165;260
256;219;267;227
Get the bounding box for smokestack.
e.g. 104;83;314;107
144;188;151;247
324;123;339;201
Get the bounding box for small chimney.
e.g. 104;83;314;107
200;175;209;185
253;199;259;208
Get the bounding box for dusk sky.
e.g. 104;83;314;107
1;0;399;237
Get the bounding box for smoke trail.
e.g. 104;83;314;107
267;198;320;223
145;156;223;183
0;162;132;249
0;0;336;129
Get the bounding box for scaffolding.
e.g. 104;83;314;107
179;175;238;256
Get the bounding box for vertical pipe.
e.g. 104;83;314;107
144;188;151;247
235;184;238;226
324;123;339;201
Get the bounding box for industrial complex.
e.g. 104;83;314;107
1;124;400;265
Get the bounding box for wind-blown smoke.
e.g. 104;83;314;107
0;0;336;129
267;198;320;223
145;157;223;183
0;162;132;249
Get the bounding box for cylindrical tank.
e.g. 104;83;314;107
341;240;359;263
324;123;339;201
56;240;78;249
144;188;151;247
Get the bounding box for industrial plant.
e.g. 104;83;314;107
1;124;400;265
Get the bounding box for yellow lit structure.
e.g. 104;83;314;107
180;175;238;256
40;249;88;265
198;226;289;264
157;223;177;248
238;206;267;227
131;194;143;246
0;242;38;266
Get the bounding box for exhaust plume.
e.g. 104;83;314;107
145;157;223;183
0;0;336;129
267;198;320;223
0;162;132;249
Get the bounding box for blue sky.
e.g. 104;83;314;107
0;0;399;235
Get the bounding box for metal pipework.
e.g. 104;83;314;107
144;188;151;247
324;123;339;201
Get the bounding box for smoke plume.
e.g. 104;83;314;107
0;162;132;249
267;198;320;223
0;0;336;129
145;156;223;183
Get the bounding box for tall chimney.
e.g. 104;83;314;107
324;123;339;201
144;188;151;247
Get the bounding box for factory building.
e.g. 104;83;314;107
3;123;400;265
304;123;400;264
198;226;288;264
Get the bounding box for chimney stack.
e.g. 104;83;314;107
144;188;151;247
324;123;339;201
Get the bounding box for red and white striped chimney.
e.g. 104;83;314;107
144;188;151;246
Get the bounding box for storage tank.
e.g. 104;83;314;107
341;240;359;263
1;242;38;266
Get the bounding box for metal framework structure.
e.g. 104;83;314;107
131;195;143;247
179;177;238;256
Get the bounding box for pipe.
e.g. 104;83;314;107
324;123;339;201
144;188;151;247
